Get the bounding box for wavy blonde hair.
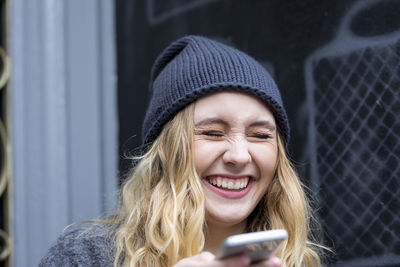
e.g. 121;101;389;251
110;103;324;266
247;133;325;266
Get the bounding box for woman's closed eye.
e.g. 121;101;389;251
248;132;272;140
201;130;224;137
195;129;225;138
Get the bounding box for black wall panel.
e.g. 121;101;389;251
116;0;400;265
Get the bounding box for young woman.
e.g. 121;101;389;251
40;36;324;267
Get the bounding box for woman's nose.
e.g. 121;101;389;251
222;139;251;166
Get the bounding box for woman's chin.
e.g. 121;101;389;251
205;204;251;227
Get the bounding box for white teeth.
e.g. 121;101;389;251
233;182;238;190
207;176;249;190
228;181;233;189
234;181;240;190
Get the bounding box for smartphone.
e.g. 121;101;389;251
216;229;288;263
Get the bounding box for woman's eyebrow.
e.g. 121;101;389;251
194;118;228;127
249;120;276;131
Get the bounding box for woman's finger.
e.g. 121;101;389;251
174;252;251;267
250;256;282;267
218;254;251;267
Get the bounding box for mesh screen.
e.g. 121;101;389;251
311;38;400;263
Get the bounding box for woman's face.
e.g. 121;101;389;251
193;91;278;229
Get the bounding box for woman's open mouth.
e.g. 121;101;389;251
206;176;249;191
203;175;253;199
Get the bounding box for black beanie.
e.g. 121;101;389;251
142;35;290;146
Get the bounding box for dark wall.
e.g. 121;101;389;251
116;0;349;174
116;0;400;266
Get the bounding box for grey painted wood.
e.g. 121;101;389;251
9;0;117;266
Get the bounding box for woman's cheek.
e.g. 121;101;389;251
194;141;222;176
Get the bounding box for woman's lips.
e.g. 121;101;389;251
203;175;253;199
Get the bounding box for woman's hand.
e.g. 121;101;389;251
174;251;282;267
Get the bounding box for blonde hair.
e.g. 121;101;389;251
110;103;324;266
247;134;325;266
112;104;205;266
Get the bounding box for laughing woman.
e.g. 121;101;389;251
40;36;325;267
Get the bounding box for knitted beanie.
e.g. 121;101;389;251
142;35;290;146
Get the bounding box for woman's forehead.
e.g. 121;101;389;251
195;91;269;107
194;91;276;124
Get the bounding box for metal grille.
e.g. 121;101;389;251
312;39;400;261
305;1;400;265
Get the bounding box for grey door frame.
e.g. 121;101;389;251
9;0;118;266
